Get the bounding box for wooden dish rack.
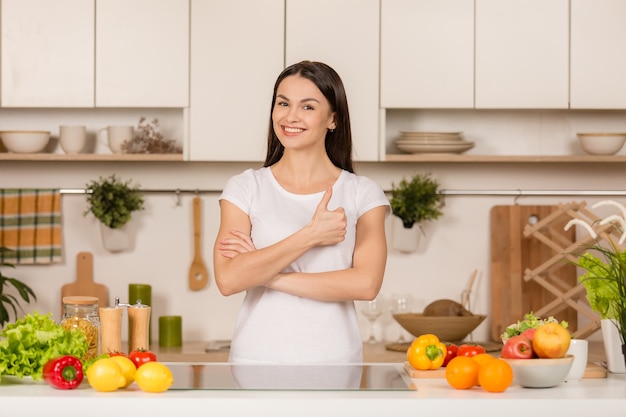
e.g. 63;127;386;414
522;201;620;339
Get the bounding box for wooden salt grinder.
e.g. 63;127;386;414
128;303;151;352
99;307;123;354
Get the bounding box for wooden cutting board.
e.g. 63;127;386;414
490;205;578;342
403;361;607;379
60;252;109;314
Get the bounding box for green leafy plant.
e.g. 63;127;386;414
84;174;145;229
565;201;626;345
0;247;37;329
574;240;626;345
389;172;444;228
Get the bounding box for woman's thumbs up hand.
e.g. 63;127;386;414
309;186;347;246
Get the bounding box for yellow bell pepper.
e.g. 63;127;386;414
407;333;447;370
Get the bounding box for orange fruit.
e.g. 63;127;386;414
477;358;514;393
445;356;479;390
472;353;496;367
471;353;496;386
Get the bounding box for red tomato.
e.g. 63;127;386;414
443;343;458;366
129;349;157;368
456;343;486;358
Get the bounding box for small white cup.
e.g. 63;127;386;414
59;125;87;154
99;125;133;154
565;339;588;382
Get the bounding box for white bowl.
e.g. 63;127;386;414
1;130;51;153
502;355;574;388
577;133;626;155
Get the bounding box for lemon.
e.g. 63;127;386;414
109;355;136;388
134;362;174;393
86;358;127;392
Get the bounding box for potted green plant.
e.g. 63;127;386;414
389;173;444;252
0;247;36;329
84;174;145;252
390;172;444;228
565;201;626;373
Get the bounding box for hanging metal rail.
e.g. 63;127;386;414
59;188;626;197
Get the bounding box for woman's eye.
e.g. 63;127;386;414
276;101;288;107
303;105;314;110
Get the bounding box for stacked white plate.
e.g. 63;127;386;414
395;131;474;154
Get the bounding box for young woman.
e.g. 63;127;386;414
213;61;390;364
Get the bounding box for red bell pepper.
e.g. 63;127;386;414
42;355;84;390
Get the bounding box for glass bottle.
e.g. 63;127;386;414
61;296;100;360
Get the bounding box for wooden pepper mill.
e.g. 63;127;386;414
99;306;123;354
128;302;151;352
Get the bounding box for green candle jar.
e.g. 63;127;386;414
159;315;182;347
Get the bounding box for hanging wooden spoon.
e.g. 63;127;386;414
189;196;209;291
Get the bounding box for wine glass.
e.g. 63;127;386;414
361;298;384;344
390;293;415;343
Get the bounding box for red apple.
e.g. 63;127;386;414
532;323;571;359
501;335;534;359
521;328;536;342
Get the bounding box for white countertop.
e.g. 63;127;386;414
2;364;626;417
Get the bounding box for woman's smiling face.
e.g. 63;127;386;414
272;75;336;152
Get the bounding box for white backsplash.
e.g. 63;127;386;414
2;109;621;345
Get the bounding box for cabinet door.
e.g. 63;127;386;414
475;0;569;109
286;0;380;161
96;0;189;107
571;0;626;109
188;0;284;161
380;0;474;109
1;0;94;107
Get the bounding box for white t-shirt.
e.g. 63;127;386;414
220;167;390;364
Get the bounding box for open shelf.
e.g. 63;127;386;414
384;154;626;163
3;152;626;163
0;153;183;161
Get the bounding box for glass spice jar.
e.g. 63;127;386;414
61;296;100;360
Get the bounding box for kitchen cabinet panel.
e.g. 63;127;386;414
475;0;569;109
188;0;284;161
1;0;94;107
286;0;380;161
571;0;626;109
95;0;189;108
380;0;474;109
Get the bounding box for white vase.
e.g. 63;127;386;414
601;318;626;374
391;217;421;253
99;222;135;253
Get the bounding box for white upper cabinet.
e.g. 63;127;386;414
286;0;380;161
1;0;94;107
571;0;626;109
475;0;569;109
96;0;189;107
188;0;284;161
380;0;474;109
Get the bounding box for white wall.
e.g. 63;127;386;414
3;109;625;346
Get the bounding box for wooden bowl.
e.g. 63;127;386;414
392;313;486;342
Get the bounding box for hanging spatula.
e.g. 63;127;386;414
189;196;209;291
